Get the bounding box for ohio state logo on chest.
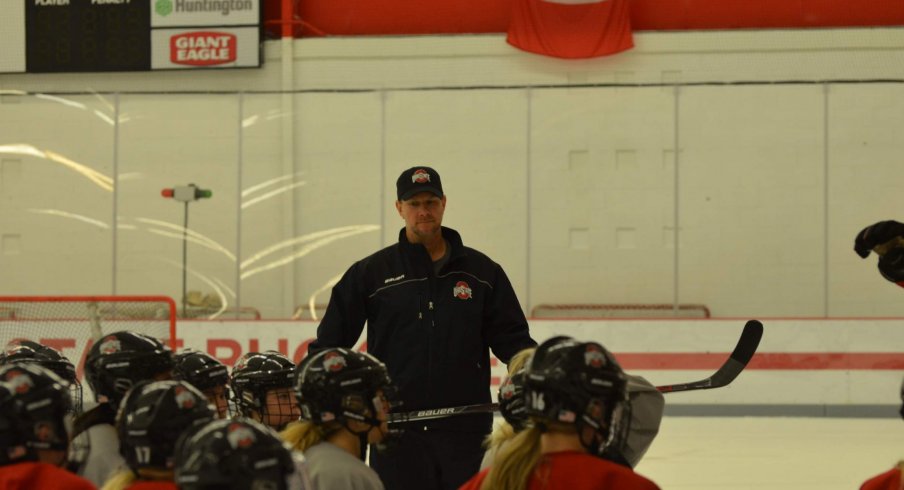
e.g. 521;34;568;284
453;281;472;300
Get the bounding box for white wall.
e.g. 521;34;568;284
2;29;904;318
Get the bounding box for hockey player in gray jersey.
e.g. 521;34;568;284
68;331;174;487
282;348;396;490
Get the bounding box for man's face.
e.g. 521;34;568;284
262;387;300;430
396;192;446;243
204;384;229;419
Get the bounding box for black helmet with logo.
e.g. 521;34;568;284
85;331;174;406
0;364;72;465
524;336;631;458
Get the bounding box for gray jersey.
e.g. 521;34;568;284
302;441;385;490
68;423;126;487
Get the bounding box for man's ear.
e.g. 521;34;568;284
395;200;403;217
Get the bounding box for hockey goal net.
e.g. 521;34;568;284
0;296;177;361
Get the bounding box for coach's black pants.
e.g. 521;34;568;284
370;428;486;490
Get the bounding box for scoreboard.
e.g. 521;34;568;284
1;0;261;74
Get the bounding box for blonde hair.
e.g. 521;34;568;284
281;420;338;452
480;424;543;490
101;468;173;490
483;347;536;451
100;470;135;490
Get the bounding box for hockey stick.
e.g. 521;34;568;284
388;320;763;424
655;319;763;393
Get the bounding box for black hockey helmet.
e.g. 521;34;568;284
0;340;83;413
295;348;393;427
231;351;295;417
116;380;214;471
523;336;630;458
497;370;528;432
173;350;229;391
0;364;72;465
85;331;174;406
175;418;310;490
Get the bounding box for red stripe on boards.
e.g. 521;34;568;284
614;353;904;370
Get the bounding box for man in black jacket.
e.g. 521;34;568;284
310;166;536;490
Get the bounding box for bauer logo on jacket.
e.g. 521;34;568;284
411;169;431;184
453;281;472;300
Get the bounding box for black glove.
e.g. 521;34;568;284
854;220;904;258
878;248;904;284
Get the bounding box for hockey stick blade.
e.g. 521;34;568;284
656;319;763;393
388;402;499;424
389;320;763;422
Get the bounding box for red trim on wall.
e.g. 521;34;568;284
616;353;904;370
264;0;904;38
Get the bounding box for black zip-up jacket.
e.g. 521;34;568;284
311;226;536;433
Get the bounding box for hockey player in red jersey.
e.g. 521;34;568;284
859;377;904;490
0;364;95;489
459;336;660;490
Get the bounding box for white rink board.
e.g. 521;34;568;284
173;318;904;407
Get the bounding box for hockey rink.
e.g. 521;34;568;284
636;416;902;490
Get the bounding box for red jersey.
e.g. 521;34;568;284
507;0;633;59
0;461;96;490
861;466;902;490
459;451;660;490
127;481;179;490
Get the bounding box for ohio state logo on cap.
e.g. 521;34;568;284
584;345;606;368
411;169;431;184
453;281;472;300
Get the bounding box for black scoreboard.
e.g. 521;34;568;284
5;0;261;74
26;0;151;72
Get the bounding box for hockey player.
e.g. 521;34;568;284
69;331;175;487
102;380;214;490
173;350;230;419
480;347;534;469
481;345;664;471
282;347;394;490
0;339;83;413
231;351;300;430
858;376;904;490
459;336;661;490
0;364;95;489
854;219;904;288
175;418;313;489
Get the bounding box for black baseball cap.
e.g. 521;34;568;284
396;166;444;201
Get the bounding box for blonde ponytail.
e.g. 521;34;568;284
480;425;543;490
281;420;326;452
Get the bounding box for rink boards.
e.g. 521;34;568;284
5;318;903;416
175;318;904;416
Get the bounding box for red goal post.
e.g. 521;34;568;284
0;296;178;353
